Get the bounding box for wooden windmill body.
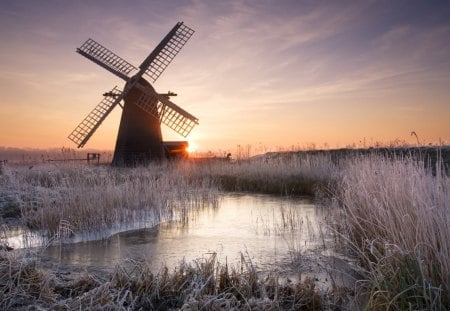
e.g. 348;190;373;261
68;22;198;166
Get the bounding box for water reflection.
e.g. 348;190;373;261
39;193;324;273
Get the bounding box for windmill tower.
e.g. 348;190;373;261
68;22;198;166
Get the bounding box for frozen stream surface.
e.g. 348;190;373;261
7;193;356;288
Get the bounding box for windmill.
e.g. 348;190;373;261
68;22;198;166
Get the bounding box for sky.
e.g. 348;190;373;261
1;0;449;154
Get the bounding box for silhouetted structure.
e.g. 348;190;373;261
86;153;101;164
0;160;7;175
68;22;198;166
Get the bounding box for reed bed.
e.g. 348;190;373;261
0;251;323;310
333;154;449;309
0;162;218;239
187;152;340;196
1;149;449;309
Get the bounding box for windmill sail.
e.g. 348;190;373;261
139;22;194;83
68;86;123;148
77;39;137;81
69;21;199;164
134;84;198;137
157;94;199;137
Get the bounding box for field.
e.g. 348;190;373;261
0;147;449;310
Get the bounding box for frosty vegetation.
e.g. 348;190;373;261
0;149;448;310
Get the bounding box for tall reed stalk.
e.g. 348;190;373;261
2;163;217;239
334;154;449;309
0;250;323;310
187;152;339;195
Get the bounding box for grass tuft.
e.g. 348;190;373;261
0;250;55;309
334;154;449;309
0;252;324;310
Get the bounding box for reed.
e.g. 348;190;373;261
0;251;323;310
1;162;218;240
333;154;449;309
0;152;338;240
0;250;55;309
1;149;448;309
188;152;339;196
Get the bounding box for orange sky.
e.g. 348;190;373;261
1;1;449;154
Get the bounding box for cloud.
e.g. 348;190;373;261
1;0;449;149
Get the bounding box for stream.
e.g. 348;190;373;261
6;193;355;288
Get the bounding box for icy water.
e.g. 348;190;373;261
7;193;331;275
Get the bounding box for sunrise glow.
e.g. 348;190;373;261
0;1;449;153
186;142;197;154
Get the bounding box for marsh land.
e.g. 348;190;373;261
0;147;449;310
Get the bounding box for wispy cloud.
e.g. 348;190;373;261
1;0;449;149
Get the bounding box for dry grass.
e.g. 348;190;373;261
333;154;449;309
1;251;323;310
0;153;338;239
1;162;217;240
1;149;449;309
0;250;55;309
187;152;339;196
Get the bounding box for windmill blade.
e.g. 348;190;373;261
68;86;123;148
157;94;199;137
134;84;199;137
77;39;137;81
139;22;194;83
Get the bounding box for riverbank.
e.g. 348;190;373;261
1;148;448;309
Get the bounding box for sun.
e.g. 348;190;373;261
186;142;198;153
